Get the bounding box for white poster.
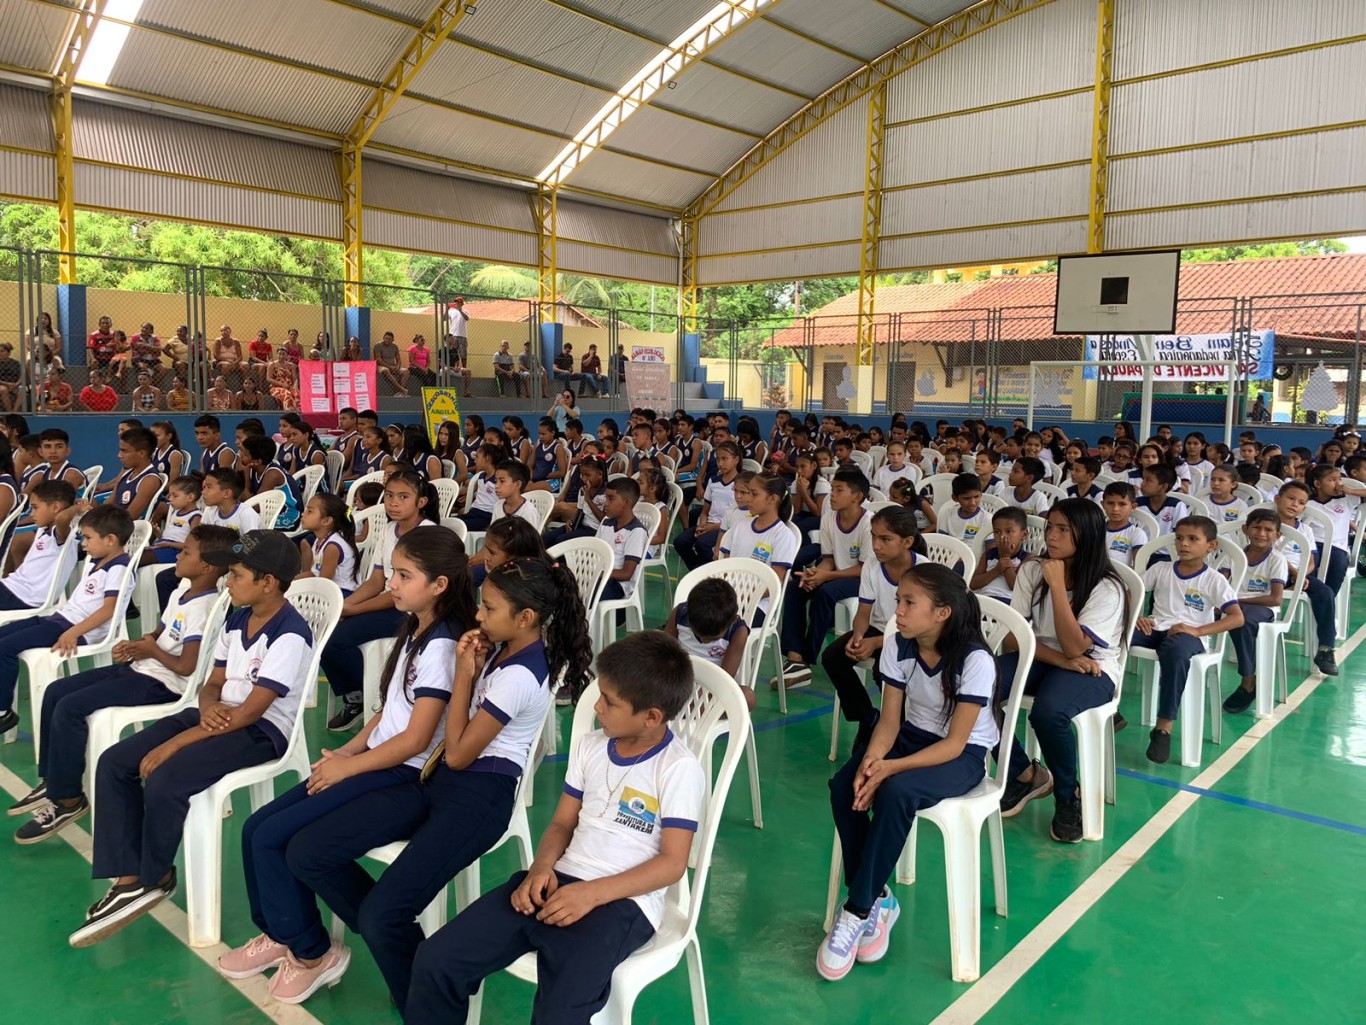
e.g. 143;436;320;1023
1083;330;1275;381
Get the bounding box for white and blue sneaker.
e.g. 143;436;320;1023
817;908;874;981
856;887;900;963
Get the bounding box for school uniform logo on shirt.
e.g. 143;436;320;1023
169;614;185;641
849;544;862;562
1247;578;1269;593
751;542;773;563
616;787;659;833
1183;590;1207;613
963;525;980;540
1110;537;1131;554
247;657;263;684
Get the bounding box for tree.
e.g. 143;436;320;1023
1181;240;1347;262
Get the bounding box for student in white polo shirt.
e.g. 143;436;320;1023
0;478;78;613
1222;508;1289;714
596;477;649;603
665;577;750;706
72;530;313;948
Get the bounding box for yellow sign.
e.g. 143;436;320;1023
420;387;461;446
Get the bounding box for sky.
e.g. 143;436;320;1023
1342;236;1366;252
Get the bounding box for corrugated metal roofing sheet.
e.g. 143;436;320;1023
766;0;927;61
0;82;54;153
894;0;976;25
453;0;660;90
1109;194;1366;252
74;100;340;199
407;40;611;138
107;27;370;134
601;104;756;177
652;61;805;136
880;219;1086;272
562;0;717;43
556;199;675;254
362;159;532;233
0;0;70;75
556;240;676;285
881;164;1089;236
0;149;55;201
707;18;863;97
698;242;862;285
564;149;713;210
341;0;436;20
370;96;563;179
135;0;409;82
700;196;863;254
365;207;538;266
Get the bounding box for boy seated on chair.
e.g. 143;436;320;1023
201;467;261;535
8;525;237;843
664;576;752;708
1132;515;1243;765
0;479;80;614
1004;456;1050;516
969;506;1031;604
405;631;706;1025
938;473;988;545
596;476;649;605
69;530;312;949
1221;509;1288;715
0;505;133;736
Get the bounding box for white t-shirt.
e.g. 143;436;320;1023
1012;560;1127;684
493;497;541;528
446;305;469;339
1241;548;1289;602
819;506;872;570
367;623;457;769
53;554;130;643
156;508;201;548
875;463;919;494
1004;487;1050;517
376;519;439;579
202;502;261;534
719;506;751;536
1275;519;1309;574
471;474;499;514
702;475;737;527
2;526;65;607
1311;496;1356;552
1105;520;1149;566
311;531;360;592
1139;496;1187;536
857;557;909;633
558;730;706;928
1208;496;1246;525
673;603;745;667
1066;483;1104;506
469;639;552;775
719;517;798;614
212;603;314;754
577;489;607;532
133;585;217;694
1142;562;1239;649
879;638;999;750
940;505;989;546
978;547;1024;603
596;516;649;598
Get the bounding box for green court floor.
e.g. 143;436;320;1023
3;580;1364;1025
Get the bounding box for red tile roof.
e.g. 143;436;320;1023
772;254;1366;348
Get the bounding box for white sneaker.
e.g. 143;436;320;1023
856;888;900;963
817;908;873;981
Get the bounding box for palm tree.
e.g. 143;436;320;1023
468;266;615;309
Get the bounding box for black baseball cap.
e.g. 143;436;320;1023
203;529;300;581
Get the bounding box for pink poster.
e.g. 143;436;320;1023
299;360;377;429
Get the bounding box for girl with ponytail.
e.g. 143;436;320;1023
717;472;799;625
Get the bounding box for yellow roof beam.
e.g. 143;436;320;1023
53;0;111;283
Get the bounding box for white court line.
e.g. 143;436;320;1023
929;619;1366;1025
0;763;323;1025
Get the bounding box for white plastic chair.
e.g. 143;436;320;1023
431;477;461;519
674;560;781;829
293;465;325;509
1131;534;1247;768
324;449;346;493
0;502;27;578
593;503;659;650
0;524;81;631
439;514;469;546
1251;522;1312;718
1022;563;1144;841
183;578;344;947
822;600;1036;982
1232;482;1263;507
345;470;387;511
641;482;683;610
79;465;103;502
848;450;872;475
523;489;555;531
1334;504;1365;641
25;523;153;763
923;533;977;580
243;490;285;531
867;445;887;474
740;458;763;474
1258;473;1285;498
353;505;389;577
918;473;957;510
1175;491;1210;517
1031;481;1067;507
441;458;457;479
548;536;613;627
1132;506;1160;542
468;662;750;1025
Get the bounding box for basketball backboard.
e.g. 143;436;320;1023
1053;250;1181;334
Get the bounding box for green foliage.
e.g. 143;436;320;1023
1181;240;1348;262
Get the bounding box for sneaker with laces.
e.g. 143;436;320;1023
69;872;174;948
268;945;352;1004
219;933;289;979
1222;686;1255;714
8;781;48;817
0;707;18;735
999;761;1053;818
855;888;900;963
15;796;88;844
817;908;874;981
770;660;812;690
327;701;363;732
1050;797;1083;844
1313;649;1339;676
1146;727;1172;764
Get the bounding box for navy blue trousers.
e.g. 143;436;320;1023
0;615;70;710
830;722;986;916
406;871;654;1025
781;577;860;665
822;628;883;728
93;708;276;884
38;664;178;801
241;766;420;961
459;509;493;531
320;608;405;699
674;526;720;571
285;766;516;1012
1229;605;1276;677
1130;629;1206;721
1313;544;1348;646
999;654;1114;800
0;583;33;612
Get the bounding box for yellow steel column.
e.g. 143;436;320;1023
341;143;363;306
1086;0;1115;253
856;81;887;368
678;215;699;332
532;184;558;320
51;0;108;284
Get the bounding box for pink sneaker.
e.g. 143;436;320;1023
218;933;287;979
267;945;351;1004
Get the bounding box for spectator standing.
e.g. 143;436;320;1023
445;296;469;366
79;368;120;412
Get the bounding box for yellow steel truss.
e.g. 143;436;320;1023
678;215;699;332
52;0;108;284
856;81;886;368
1086;0;1115;253
686;0;1054;222
342;0;472;305
532;184;558;320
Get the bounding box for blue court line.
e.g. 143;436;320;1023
1117;767;1366;837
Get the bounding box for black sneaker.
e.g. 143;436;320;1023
1000;760;1053;818
1112;711;1128;733
327;701;363;732
0;707;18;735
15;796;88;844
1222;686;1255;714
7;781;47;817
1146;727;1172;764
1314;649;1339;677
69;872;175;948
1050;797;1083;844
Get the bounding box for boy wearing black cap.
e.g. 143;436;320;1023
70;531;315;949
